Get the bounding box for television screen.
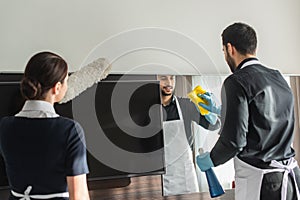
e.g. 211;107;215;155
0;74;165;189
0;82;25;188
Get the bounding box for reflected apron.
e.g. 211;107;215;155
234;157;300;200
162;96;199;196
11;185;69;199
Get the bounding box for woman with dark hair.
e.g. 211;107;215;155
0;51;90;200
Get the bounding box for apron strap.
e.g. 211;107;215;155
11;185;69;200
269;158;300;200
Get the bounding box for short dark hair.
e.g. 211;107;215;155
222;22;257;55
21;51;68;100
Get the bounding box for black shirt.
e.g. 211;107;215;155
210;59;295;168
162;96;180;121
162;96;220;146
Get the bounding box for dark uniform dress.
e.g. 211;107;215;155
210;58;300;200
0;100;89;200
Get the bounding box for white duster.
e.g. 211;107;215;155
60;58;111;104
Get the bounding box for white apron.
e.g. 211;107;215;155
234;157;300;200
11;185;69;200
162;96;199;196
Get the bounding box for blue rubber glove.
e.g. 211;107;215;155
196;152;214;172
198;92;221;116
204;112;218;125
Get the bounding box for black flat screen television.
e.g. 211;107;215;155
0;74;165;189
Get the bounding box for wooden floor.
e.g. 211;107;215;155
0;175;234;200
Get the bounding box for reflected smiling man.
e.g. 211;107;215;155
158;75;220;196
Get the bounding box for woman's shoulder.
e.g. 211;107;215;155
56;117;83;130
0;116;83;132
0;116;17;126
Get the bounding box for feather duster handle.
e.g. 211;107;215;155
59;58;111;104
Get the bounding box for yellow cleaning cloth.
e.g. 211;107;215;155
188;85;209;115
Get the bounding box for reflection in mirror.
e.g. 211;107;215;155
158;74;230;196
191;75;234;193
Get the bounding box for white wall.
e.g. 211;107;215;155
1;0;300;75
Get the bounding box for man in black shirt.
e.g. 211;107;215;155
158;75;220;196
197;22;300;200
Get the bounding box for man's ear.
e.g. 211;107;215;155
226;43;234;56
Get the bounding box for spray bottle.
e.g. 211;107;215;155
197;148;225;198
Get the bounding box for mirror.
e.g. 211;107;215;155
159;74;235;196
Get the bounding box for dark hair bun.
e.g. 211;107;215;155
20;77;42;100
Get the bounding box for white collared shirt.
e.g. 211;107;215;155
15;100;59;118
240;59;262;70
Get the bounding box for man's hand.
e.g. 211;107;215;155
196;152;214;172
204;113;218;125
198;92;221;116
